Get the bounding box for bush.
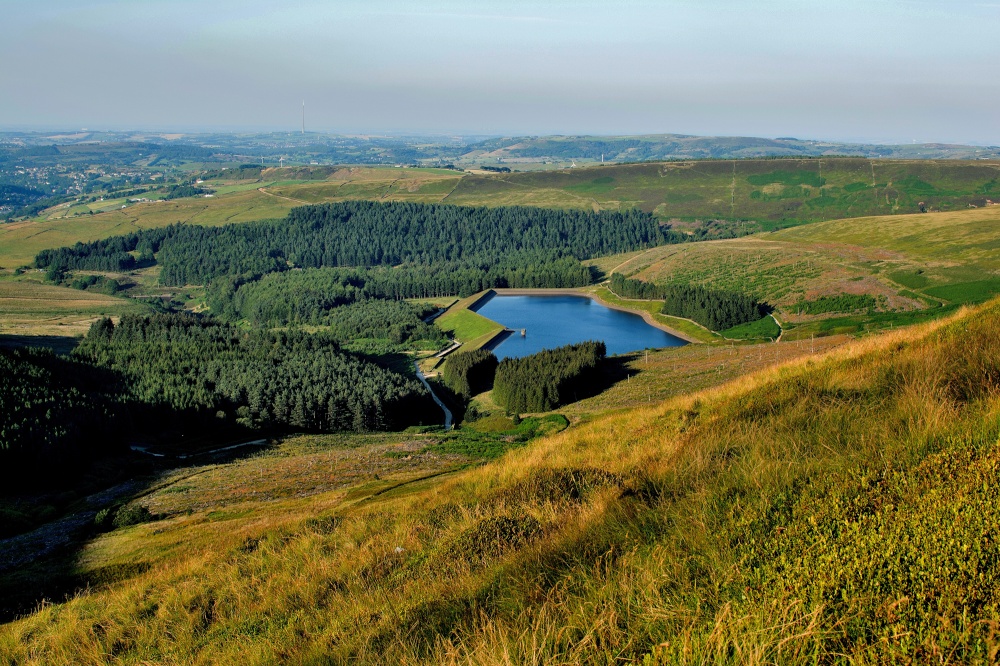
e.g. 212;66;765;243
113;504;152;528
95;503;153;531
94;506;116;530
70;274;121;295
445;515;541;563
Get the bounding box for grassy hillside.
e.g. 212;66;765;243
3;297;998;663
0;190;294;269
0;277;148;338
4;160;996;271
265;166;463;204
433;292;506;350
621;205;1000;338
464;133;1000;163
446;158;1000;225
772;205;1000;276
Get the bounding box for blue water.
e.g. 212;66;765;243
472;294;686;360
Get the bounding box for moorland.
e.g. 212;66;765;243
2;132;1000;664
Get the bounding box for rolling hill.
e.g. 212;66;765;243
616;205;1000;338
462;133;1000;163
4;159;997;273
2;296;998;663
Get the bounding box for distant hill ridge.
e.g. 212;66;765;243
3;129;998;164
464;133;1000;162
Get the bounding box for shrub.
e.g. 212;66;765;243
112;504;152;529
95;503;153;530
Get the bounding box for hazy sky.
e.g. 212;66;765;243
2;0;998;143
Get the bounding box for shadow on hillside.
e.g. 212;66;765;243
560;354;636;406
0;436;274;624
0;334;81;355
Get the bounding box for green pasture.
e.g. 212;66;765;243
721;315;781;340
434;293;506;349
923;278;1000;305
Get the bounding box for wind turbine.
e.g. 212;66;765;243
279;156;285;168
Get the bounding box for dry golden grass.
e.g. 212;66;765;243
560;333;851;420
0;279;145;337
140;433;469;517
4;297;999;664
627;237;918;314
0;191;295;269
772;205;1000;271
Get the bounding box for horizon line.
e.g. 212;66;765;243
0;127;997;148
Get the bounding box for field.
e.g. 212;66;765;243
433;292;506;350
0;190;295;269
0;277;147;338
3;298;998;663
266;167;463;204
773;204;1000;276
444;158;1000;224
4;159;998;272
557;331;849;420
613;205;1000;338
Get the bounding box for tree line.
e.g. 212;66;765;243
1;312;446;483
609;274;768;331
205;257;596;327
35;226;172;272
74;314;435;433
163;183;211;200
492;342;606;414
0;346;128;485
35;201;679;286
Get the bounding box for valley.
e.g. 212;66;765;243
5;1;1000;661
2;148;1000;665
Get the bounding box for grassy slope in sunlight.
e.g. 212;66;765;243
3;297;999;664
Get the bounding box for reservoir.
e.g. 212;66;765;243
472;294;687;360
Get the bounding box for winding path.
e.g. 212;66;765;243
770;313;784;342
413;361;454;430
256;187;309;204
